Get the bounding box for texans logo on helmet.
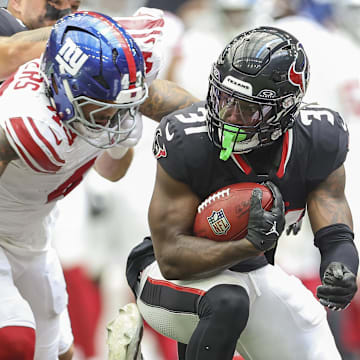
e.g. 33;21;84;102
288;45;307;94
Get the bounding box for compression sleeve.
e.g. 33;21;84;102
314;223;359;278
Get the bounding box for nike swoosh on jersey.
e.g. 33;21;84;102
50;128;63;145
165;122;174;141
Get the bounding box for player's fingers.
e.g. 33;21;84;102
317;284;352;297
120;116;143;147
319;298;345;311
250;188;263;212
323;271;355;288
265;181;284;213
327;262;344;280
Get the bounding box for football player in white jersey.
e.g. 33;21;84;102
0;9;198;360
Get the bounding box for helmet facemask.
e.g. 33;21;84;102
207;71;299;160
60;76;148;149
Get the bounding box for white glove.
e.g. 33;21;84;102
119;113;143;148
107;113;143;159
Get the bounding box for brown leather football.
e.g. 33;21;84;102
193;182;274;242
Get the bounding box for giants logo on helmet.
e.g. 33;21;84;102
288;46;307;94
55;37;89;76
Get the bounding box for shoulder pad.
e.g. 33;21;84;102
298;105;348;133
297;105;349;181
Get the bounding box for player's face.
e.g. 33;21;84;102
80;101;125;129
21;0;71;29
219;92;273;127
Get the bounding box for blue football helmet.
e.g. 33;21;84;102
41;11;148;148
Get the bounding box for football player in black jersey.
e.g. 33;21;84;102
117;26;358;360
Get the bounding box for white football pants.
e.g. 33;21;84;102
137;262;341;360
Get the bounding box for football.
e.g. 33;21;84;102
193;182;273;242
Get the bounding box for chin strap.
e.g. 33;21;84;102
219;124;246;161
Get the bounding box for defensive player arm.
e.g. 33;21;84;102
307;164;352;231
0;27;51;80
148;163;261;280
10;26;51;42
94;148;134;182
0;128;19;176
139;79;199;122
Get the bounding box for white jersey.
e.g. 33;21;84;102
116;7;164;84
0;8;164;253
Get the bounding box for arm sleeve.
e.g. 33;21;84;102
314;224;359;278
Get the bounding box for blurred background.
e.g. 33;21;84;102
12;0;357;358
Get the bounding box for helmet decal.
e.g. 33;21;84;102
83;11;138;86
55;38;89;76
257;89;277;99
213;66;220;81
223;76;253;96
288;46;307;94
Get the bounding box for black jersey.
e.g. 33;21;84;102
0;8;27;36
152;101;349;268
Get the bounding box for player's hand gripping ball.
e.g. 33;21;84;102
193;182;274;242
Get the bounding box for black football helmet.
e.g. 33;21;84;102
206;26;310;160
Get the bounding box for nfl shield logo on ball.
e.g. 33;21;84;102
207;209;231;236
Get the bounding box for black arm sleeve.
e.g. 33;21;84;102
314;223;359;278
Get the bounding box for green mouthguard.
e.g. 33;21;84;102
219;125;246;161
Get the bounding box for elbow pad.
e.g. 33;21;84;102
314;223;359;279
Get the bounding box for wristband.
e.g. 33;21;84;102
106;146;129;160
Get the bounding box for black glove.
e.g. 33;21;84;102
246;181;285;252
317;262;358;311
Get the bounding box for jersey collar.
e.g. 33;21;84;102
230;129;293;178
